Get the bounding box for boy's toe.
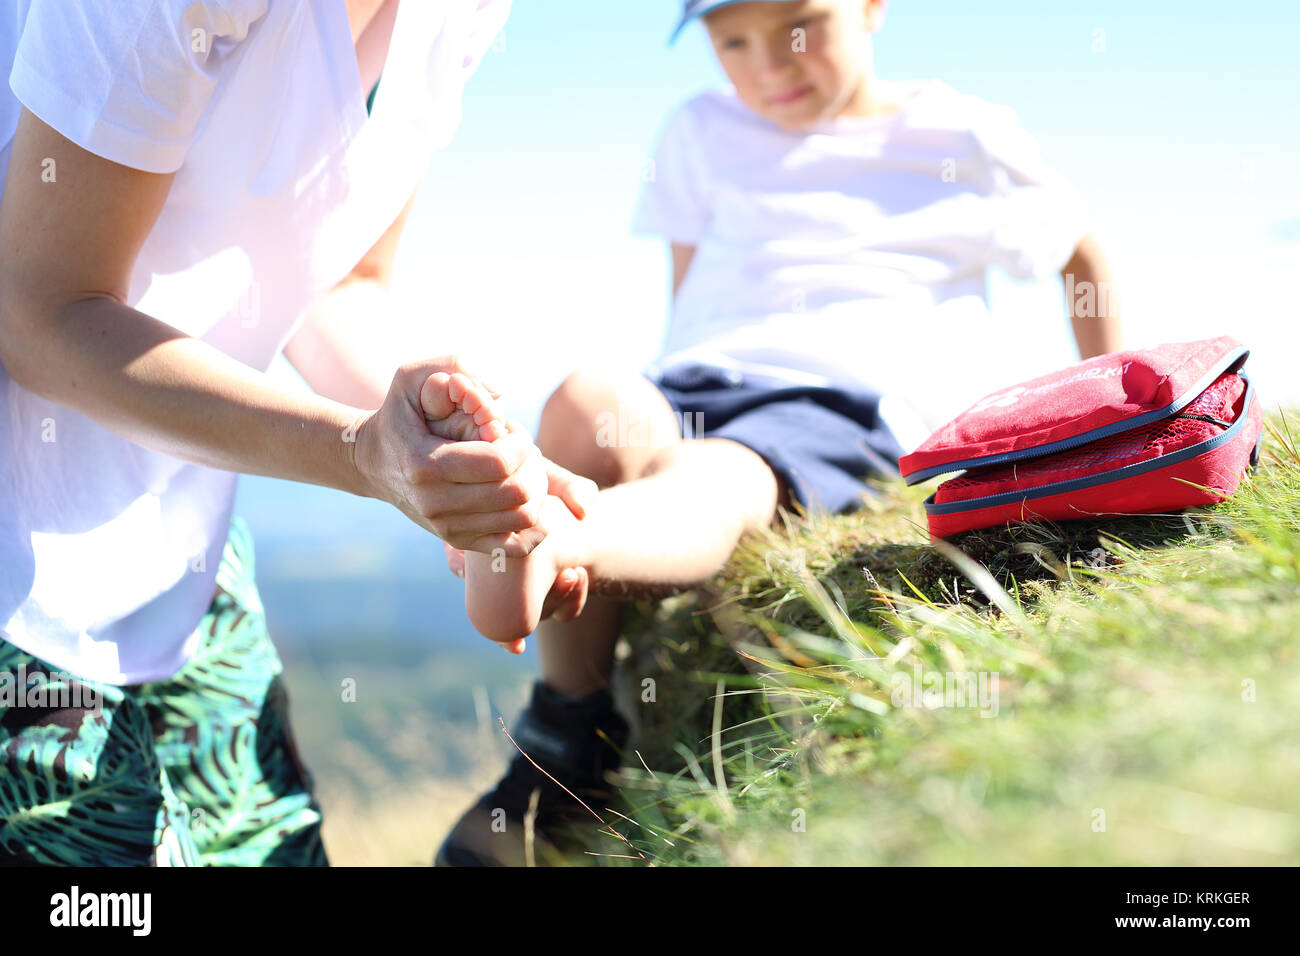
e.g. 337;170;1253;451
418;371;456;421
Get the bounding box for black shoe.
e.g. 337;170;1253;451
435;681;629;867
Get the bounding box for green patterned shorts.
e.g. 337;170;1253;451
0;518;328;866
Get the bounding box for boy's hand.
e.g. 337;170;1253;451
538;453;599;521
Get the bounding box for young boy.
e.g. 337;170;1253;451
435;0;1123;865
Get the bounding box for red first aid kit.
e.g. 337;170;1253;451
898;336;1265;539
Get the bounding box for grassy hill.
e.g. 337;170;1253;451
562;412;1300;866
292;413;1300;866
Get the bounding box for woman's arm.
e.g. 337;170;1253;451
283;191;418;409
671;242;697;297
1061;232;1123;359
0;108;546;555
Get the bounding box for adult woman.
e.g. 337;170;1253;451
0;0;589;865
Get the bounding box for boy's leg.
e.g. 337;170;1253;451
570;436;783;587
469;370;783;677
533;371;686;696
439;370;705;866
464;438;785;646
439;372;784;866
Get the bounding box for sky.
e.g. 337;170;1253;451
240;0;1300;645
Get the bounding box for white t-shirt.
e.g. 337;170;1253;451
633;80;1091;438
0;0;510;684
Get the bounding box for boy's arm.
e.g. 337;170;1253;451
1061;232;1123;359
671;243;697;297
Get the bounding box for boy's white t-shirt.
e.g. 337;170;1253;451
0;0;511;684
633;81;1092;439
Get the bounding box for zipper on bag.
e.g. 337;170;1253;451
924;373;1256;517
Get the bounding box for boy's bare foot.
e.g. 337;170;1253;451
465;495;590;645
421;370;529;652
420;370;590;651
419;371;508;442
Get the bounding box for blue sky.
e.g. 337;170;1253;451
241;0;1300;643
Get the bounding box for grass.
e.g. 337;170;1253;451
566;411;1300;866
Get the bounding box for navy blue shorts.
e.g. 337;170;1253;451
648;364;905;515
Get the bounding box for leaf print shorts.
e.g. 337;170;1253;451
0;517;328;866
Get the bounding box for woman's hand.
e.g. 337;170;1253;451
350;358;598;557
351;359;542;556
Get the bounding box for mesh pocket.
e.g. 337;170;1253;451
934;372;1247;504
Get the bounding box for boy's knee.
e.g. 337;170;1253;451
543;370;619;424
538;370;678;487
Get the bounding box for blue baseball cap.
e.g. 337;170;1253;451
670;0;800;44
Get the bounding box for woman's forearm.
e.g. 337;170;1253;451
2;294;370;497
1070;313;1122;361
284;275;402;410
